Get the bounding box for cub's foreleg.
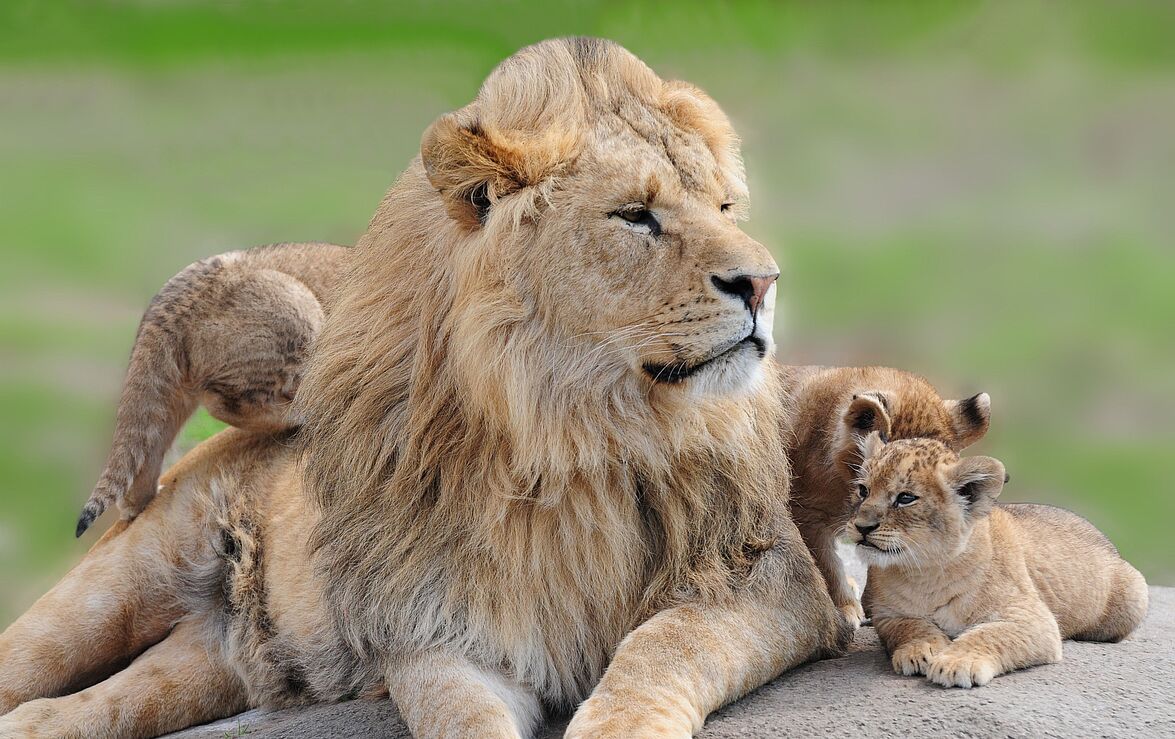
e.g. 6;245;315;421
925;602;1062;688
76;243;344;536
800;523;864;629
873;616;951;676
0;616;245;739
386;650;541;739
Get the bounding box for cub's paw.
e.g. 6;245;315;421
926;650;1000;688
839;599;866;631
890;640;943;676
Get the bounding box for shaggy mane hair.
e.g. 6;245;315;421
297;37;792;706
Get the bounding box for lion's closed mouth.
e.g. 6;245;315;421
643;334;766;384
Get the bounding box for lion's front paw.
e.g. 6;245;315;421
890;639;943;676
0;698;57;737
926;649;1000;688
566;693;694;739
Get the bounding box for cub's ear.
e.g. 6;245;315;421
857;430;887;463
947;455;1005;518
420;109;578;229
944;392;991;450
844;392;893;442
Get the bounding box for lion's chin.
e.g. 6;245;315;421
642;335;770;396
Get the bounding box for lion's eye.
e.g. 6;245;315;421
720;202;734;212
469;182;491;225
857;484;869;499
894;492;919;507
611;204;661;236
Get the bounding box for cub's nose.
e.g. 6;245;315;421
855;523;879;537
711;272;778;316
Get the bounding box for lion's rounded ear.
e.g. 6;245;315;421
844;392;893;442
420;106;580;229
944;392;991;450
947;455;1005;518
420;112;514;228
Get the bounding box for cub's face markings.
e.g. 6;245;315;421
847;436;1007;567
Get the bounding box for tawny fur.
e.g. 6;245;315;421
1;38;850;739
851;436;1148;688
75;242;349;536
780;365;991;629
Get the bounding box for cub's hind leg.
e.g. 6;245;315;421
1074;564;1149;643
0;616;245;739
76;242;347;535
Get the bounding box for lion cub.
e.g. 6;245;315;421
782;366;992;629
852;435;1149;688
74;241;349;536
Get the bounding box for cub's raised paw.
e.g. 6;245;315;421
891;639;944;676
926;650;999;688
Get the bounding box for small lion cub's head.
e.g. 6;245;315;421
846;434;1007;568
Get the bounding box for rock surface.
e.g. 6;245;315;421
170;586;1174;738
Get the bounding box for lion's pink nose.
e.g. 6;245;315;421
711;272;778;316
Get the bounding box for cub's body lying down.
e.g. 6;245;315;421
851;436;1148;688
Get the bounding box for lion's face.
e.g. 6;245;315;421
846;436;1006;569
422;39;778;400
532;128;778;396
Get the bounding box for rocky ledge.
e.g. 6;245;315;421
170;586;1174;738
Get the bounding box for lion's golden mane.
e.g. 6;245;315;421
297;38;795;706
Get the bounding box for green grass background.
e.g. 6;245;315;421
1;1;1173;625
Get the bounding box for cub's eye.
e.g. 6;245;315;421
610;204;661;236
857;484;869;499
720;202;734;212
894;492;919;507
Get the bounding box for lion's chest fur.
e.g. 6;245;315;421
432;483;650;705
321;471;656;708
306;444;782;709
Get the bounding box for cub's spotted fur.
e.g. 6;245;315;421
782;366;990;628
853;435;1148;688
75;242;348;536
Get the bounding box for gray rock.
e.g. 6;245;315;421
170;585;1175;738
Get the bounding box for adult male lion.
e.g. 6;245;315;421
0;38;849;738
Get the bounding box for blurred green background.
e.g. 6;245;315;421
1;1;1173;625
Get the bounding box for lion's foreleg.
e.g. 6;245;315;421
0;615;245;739
566;588;844;738
386;650;541;739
